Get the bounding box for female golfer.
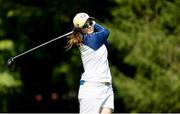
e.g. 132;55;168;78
67;12;114;114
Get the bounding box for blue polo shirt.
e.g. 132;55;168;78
79;23;112;83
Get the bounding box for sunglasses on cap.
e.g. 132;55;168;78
82;20;95;29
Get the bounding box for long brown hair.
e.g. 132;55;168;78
66;28;83;50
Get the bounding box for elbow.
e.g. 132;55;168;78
104;29;110;37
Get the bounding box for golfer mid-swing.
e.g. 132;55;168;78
67;12;114;114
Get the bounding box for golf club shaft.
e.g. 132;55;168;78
13;31;73;60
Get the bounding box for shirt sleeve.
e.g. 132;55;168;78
83;23;110;50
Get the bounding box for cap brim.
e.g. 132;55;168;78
88;17;95;20
84;17;95;24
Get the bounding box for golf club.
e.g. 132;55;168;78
7;31;73;69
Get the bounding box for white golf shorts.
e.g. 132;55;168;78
78;80;114;114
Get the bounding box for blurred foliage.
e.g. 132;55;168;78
0;38;22;112
0;0;180;113
108;0;180;112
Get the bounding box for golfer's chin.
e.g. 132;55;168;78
87;28;94;34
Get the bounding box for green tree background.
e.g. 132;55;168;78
0;0;180;112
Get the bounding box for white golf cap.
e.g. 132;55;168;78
73;13;94;28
